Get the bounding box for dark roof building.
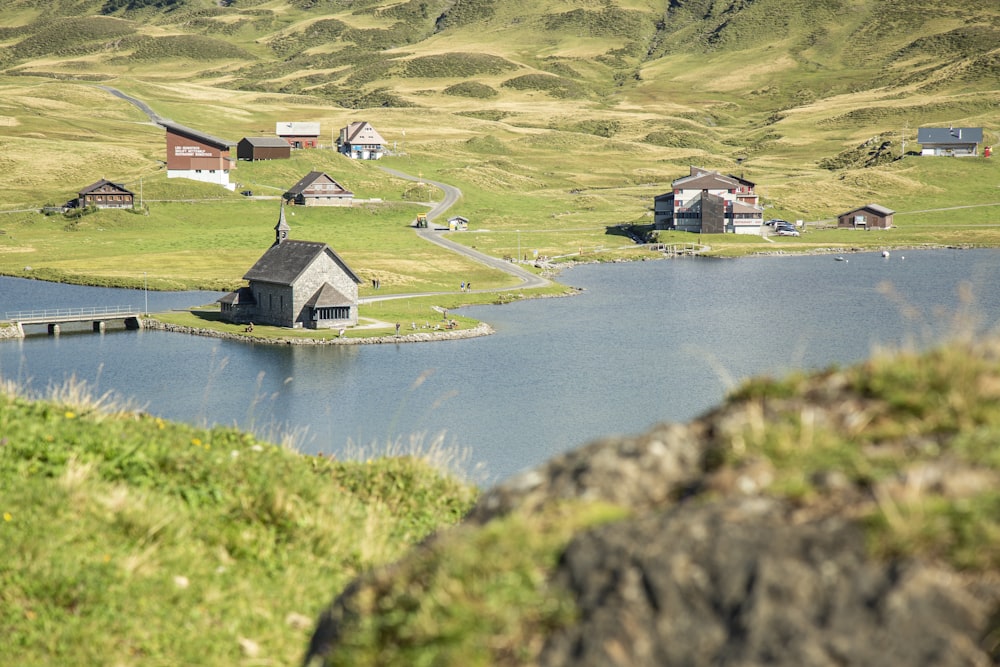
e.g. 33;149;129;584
77;179;134;209
283;171;354;207
219;205;361;329
917;127;984;157
837;204;895;230
237;137;292;161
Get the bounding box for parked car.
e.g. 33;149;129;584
765;219;789;227
777;229;800;236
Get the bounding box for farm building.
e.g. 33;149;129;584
338;121;385;160
163;121;235;190
276;122;320;149
837;204;895;230
218;204;361;329
283;171;354;207
76;179;134;209
653;167;763;234
917;127;984;157
237;137;291;161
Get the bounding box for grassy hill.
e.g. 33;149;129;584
0;1;996;288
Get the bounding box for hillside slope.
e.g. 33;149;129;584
0;0;997;274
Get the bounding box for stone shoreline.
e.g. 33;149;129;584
141;319;495;345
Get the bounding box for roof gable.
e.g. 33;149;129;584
673;171;739;190
243;240;361;286
304;282;353;308
241;137;291;148
344;121;386;145
917;127;983;144
840;203;895;217
285;171;352;196
276;121;321;136
79;179;133;196
162;121;233;149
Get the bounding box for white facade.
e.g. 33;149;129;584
167;168;235;190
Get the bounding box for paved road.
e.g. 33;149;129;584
378;167;550;293
98;86;168;125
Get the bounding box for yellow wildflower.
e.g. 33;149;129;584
64;411;76;419
3;512;11;522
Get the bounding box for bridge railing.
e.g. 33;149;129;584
5;305;136;321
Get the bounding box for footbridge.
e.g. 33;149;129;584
4;306;142;336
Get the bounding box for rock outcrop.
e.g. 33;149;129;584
303;339;1000;666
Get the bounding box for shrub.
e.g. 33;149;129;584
501;73;587;99
443;81;499;99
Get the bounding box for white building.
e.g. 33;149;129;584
653;167;763;235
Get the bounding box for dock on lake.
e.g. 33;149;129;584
3;306;142;337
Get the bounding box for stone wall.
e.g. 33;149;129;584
142;319;493;345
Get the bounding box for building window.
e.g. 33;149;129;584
315;306;349;320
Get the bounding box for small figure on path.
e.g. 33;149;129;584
395;322;401;336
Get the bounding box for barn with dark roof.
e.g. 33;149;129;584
237;137;292;161
219;204;361;329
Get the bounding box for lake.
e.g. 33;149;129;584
2;248;999;482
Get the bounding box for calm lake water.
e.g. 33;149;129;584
2;248;999;482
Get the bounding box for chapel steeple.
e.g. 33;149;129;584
274;201;290;246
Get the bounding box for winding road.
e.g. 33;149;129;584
98;86;550;302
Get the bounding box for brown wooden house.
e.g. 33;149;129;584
237;137;291;161
283;171;354;207
837;204;895;230
77;179;134;209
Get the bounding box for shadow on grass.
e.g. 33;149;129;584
605;223;653;243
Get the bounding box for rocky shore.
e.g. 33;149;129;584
141;319;494;345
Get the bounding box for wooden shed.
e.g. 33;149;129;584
837;204;895;230
237;137;291;161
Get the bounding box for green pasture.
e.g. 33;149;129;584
0;381;477;666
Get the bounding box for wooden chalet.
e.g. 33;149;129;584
76;179;134;209
837;204;895;230
283;171;354;207
219;205;361;329
237;137;291;161
276;122;320;149
338;121;385;160
163;121;235;190
917;127;984;157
